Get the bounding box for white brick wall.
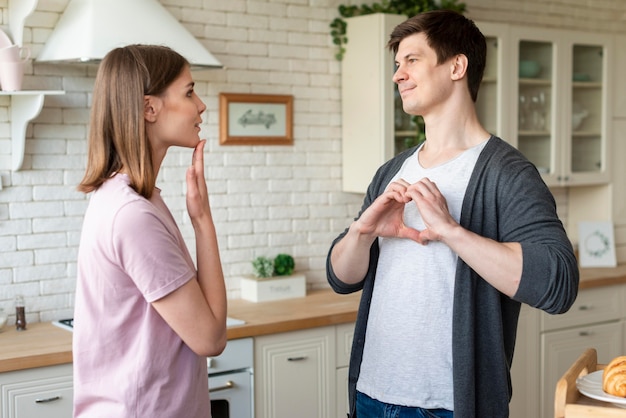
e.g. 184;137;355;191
0;0;624;323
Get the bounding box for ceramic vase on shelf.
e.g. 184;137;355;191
0;43;30;91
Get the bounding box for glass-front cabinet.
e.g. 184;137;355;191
511;27;612;187
475;22;511;141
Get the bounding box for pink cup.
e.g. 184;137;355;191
0;45;30;63
0;61;25;91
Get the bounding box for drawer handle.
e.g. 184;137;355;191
210;381;234;393
579;331;593;337
287;356;308;362
35;396;61;403
578;305;592;311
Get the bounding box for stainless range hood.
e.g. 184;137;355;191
36;0;221;68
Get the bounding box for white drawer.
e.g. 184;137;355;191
540;285;623;332
0;364;73;418
335;322;354;369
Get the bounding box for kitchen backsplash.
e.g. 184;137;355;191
0;0;624;323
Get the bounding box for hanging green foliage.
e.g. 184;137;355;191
330;0;466;61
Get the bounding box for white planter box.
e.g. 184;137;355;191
239;273;306;302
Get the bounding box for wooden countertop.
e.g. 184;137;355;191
1;264;625;374
0;289;361;373
579;264;626;289
225;288;361;340
0;322;73;373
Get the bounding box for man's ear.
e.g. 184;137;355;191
144;95;159;123
450;54;468;81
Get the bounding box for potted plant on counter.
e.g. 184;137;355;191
239;254;306;302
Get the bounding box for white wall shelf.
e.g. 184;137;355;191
1;91;65;171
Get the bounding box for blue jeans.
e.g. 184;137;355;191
356;391;453;418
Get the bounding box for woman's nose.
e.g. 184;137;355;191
196;96;207;113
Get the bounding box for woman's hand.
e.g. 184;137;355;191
185;140;211;225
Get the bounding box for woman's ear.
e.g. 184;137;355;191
450;54;468;81
144;95;159;123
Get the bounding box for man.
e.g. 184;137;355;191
327;10;578;418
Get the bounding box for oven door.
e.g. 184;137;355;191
209;370;253;418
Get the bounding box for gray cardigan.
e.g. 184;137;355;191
327;136;579;418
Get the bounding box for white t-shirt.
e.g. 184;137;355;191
73;173;210;417
357;140;488;410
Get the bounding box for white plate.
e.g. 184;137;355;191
0;28;12;49
576;370;626;408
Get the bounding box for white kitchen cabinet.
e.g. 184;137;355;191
510;27;613;187
612;35;626;119
611;35;626;262
0;363;73;418
254;326;337;418
509;304;540;418
539;284;625;418
336;367;348;418
335;322;354;418
254;322;356;418
340;13;406;194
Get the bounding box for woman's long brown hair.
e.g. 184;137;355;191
77;45;188;199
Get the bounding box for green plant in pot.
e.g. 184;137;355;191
330;0;466;61
252;254;296;278
252;256;274;278
274;254;295;276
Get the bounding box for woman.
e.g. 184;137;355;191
73;44;227;417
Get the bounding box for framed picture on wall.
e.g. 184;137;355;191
219;93;293;145
578;221;617;267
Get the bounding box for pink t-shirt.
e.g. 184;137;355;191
73;174;210;418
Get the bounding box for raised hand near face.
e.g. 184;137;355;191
185;140;212;225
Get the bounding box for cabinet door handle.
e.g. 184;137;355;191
210;381;235;393
35;396;61;403
287;356;308;362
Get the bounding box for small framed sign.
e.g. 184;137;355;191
578;221;617;267
219;93;293;145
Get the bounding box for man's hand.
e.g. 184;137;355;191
355;179;424;243
405;177;457;244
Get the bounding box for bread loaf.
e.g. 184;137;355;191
602;356;626;397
